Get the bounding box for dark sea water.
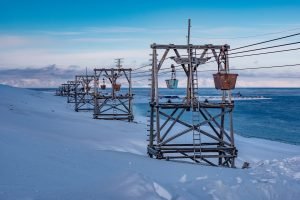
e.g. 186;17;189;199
30;87;300;145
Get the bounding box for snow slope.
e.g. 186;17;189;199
0;84;300;200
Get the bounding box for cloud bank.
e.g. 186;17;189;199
0;65;86;87
0;64;299;88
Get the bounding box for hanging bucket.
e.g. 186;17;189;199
213;73;238;90
100;78;106;90
84;85;90;93
165;79;178;89
113;83;121;91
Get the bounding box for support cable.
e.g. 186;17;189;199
229;47;300;59
229;42;300;55
132;63;300;82
230;32;300;51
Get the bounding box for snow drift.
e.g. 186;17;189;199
0;84;299;200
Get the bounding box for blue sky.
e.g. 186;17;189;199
0;0;299;87
1;0;299;28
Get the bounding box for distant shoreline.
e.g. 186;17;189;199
26;87;300;89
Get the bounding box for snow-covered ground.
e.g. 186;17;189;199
0;84;299;200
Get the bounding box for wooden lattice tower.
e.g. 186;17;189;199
74;75;95;112
61;83;69;96
147;19;238;167
93;60;133;121
66;81;78;103
55;85;63;96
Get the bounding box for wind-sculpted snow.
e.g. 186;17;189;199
0;84;299;200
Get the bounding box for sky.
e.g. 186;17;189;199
0;0;299;87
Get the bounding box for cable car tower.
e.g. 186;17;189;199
74;68;96;112
60;83;69;96
147;19;238;167
55;85;63;96
93;59;134;121
66;80;78;103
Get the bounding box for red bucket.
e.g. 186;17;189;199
113;83;121;91
213;73;238;90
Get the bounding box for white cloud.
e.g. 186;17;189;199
40;31;83;36
86;27;146;33
70;37;142;43
0;36;30;47
0;65;84;87
0;49;150;68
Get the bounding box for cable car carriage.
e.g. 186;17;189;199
165;64;178;89
83;82;90;93
213;72;238;90
113;83;121;91
113;73;121;91
101;78;106;90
